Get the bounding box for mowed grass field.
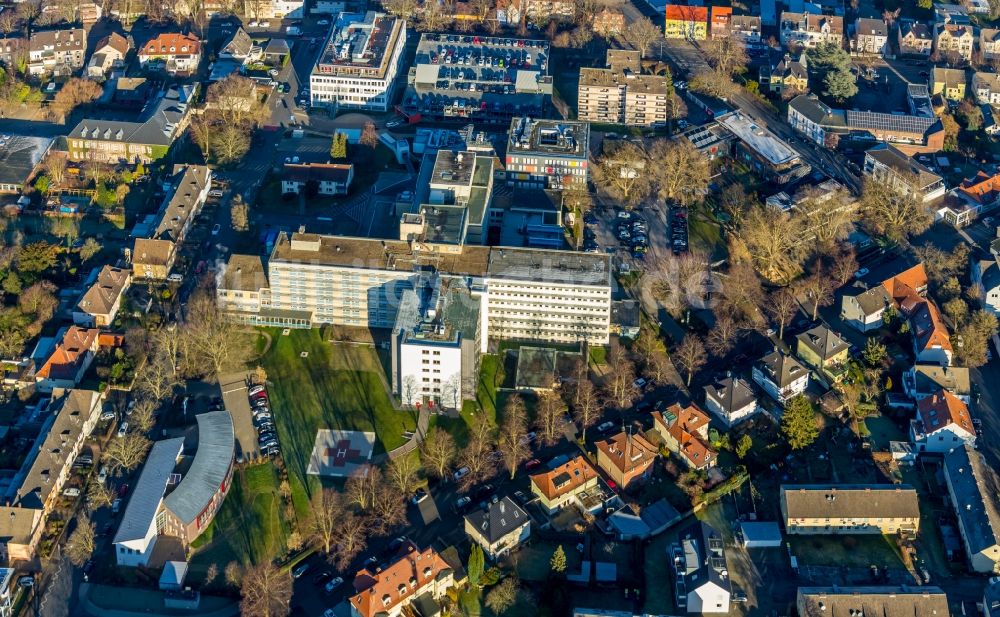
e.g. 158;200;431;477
190;464;289;569
259;328;416;516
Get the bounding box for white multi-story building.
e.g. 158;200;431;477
852;18;889;56
779;12;844;50
217;232;613;350
391;280;480;409
309;11;406;112
974;71;1000;105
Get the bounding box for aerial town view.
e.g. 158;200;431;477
0;0;999;615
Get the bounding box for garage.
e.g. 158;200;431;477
739;521;783;548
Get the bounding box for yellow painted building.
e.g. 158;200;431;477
665;5;708;40
932;67;967;102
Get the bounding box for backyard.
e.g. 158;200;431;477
258;328;416;515
189;463;290;571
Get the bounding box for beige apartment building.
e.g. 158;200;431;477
578;50;670;127
934;23;974;62
780;485;920;535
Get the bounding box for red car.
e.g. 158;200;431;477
525;459;541;471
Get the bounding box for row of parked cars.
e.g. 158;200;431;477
249;385;280;456
670;207;689;255
617;211;648;257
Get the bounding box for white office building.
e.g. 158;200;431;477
309;11;407;112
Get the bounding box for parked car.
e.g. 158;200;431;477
211;224;221;236
292;563;309;579
117;422;128;437
313;570;333;586
524;458;541;470
208;189;224;198
455;496;472;510
597;421;615;432
853;267;870;280
633;377;647;389
17;576;33;588
453;466;470;481
97;466;108;484
248;385;266;396
324;576;344;594
62;487;80;497
410;488;428;505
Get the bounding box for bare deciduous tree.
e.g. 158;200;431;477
103;432;152;475
572;378;601;442
182;286;255;376
733;204;805;284
860;179;931;241
345;465;380;511
765;287;799;339
604;344;638;409
648;139;710;205
86;482;114;511
129;397;157;434
65;516;95;566
593;141;651;205
534;390;566;446
673;335;706;387
625;17;660;57
386;452;421;495
310;488;344;555
371;481;406;535
329;510;369;570
239;562;292;617
498;395;530;479
459;414;496;485
420;427;456;479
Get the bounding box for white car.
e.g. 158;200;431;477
268;68;279;77
117;422;129;437
211;224;221;236
260;21;271;27
248;20;259;27
62;487;81;497
453;466;470;481
208;189;224;198
318;18;330;25
97;466;108;484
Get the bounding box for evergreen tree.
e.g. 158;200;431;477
467;544;484;586
781;395;820;450
550;545;567;574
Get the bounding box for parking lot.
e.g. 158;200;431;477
404;34;550;123
219;372;267;463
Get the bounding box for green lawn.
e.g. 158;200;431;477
461;353;503;428
190;464;289;570
506;541;582;582
787;534;905;568
259;328;416;516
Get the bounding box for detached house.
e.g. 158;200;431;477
943;445;1000;573
464;496;530;560
898;21;933;56
911;389;975;452
672;522;731;614
703;377;758;427
281;163;354;196
348;541;455;617
752;350;809;405
973;254;1000;317
934;23;974;63
931;67;967;102
653;403;716;469
73;266;131;328
729;15;763;46
974;71;1000;106
139;33;202;76
903;364;971;403
28;28;86;77
780;12;844;50
841;263;927;332
529;455;599;514
761;54;808;96
982;28;1000;61
0;38;26;70
902;291;952;367
33;327;102;392
595;431;657;488
219;27;260;65
87;33;130;78
796;325;850;383
780;484;921;535
852;18;889;56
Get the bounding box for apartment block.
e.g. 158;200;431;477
974;71;1000;105
863;143;945;203
852;18;888;56
780;485;920;535
28;28;86;76
506;117;589;189
664;5;708;40
578;50;670;127
132;165;212;280
309;11;407;112
943;445;1000;573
